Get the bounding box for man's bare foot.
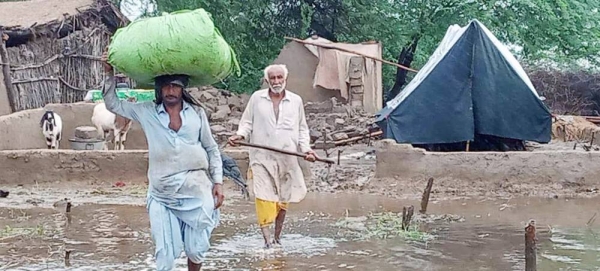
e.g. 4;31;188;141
272;239;281;248
260;227;271;246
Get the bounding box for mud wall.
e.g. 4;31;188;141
270;41;344;103
0;149;249;185
0;103;147;150
375;140;600;185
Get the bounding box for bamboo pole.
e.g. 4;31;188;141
234;141;335;164
285;37;419;73
0;31;16;113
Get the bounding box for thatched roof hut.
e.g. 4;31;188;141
0;0;128;114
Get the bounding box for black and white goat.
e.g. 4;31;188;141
40;111;63;149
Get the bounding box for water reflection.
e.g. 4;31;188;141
1;195;600;270
539;227;600;270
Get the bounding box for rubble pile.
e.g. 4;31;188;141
552;115;600;143
186;88;379;193
309;161;375;192
188;89;380;147
304;98;379;147
187;87;250;144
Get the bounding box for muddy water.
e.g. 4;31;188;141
0;193;599;270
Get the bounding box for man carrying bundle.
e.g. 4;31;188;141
228;64;316;248
100;51;224;271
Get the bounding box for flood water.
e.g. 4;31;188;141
0;192;599;270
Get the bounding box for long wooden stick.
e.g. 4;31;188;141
235;141;335;164
285;37;419;73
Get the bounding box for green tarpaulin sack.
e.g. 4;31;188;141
108;8;241;88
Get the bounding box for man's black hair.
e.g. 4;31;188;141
154;74;201;106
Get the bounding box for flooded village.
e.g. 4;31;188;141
1;0;600;270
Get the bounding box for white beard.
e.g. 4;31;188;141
269;82;286;94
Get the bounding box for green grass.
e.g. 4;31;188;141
335;212;435;243
364;212;434;242
0;224;51;240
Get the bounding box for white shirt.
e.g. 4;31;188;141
236;89;311;202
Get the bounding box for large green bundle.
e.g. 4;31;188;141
108;9;240;88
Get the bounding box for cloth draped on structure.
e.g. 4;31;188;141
303;37;379;101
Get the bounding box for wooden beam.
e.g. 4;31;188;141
12;77;59;84
285;36;419;73
59;76;92;92
11;54;60;71
0;30;16;113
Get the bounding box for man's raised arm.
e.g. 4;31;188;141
100;51;142;121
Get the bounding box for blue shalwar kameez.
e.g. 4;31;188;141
101;72;222;271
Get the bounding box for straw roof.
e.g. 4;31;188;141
0;0;95;28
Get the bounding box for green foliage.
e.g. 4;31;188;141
334;212;435;243
145;0;600;93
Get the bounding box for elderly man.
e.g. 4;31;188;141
228;64;315;248
101;51;224;271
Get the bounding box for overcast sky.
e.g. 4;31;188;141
119;0;156;21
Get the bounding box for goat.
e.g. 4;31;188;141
40;111;63;149
91;96;136;150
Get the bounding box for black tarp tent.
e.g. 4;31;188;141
375;19;552;147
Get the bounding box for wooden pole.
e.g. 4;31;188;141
64;250;72;267
525;220;537;271
285;37;419;73
66;201;72;224
420;178;434;214
0;31;16;113
235;141;336;164
402;205;414;231
466;141;470;152
333;130;383;146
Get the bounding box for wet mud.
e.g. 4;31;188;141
0;186;598;271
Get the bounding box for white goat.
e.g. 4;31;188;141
40;111;63;149
91;97;136;150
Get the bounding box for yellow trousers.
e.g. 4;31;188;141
255;198;288;228
248;167;289;227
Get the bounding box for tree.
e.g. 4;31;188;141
144;0;600;94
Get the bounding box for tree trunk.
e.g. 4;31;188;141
385;35;420;103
